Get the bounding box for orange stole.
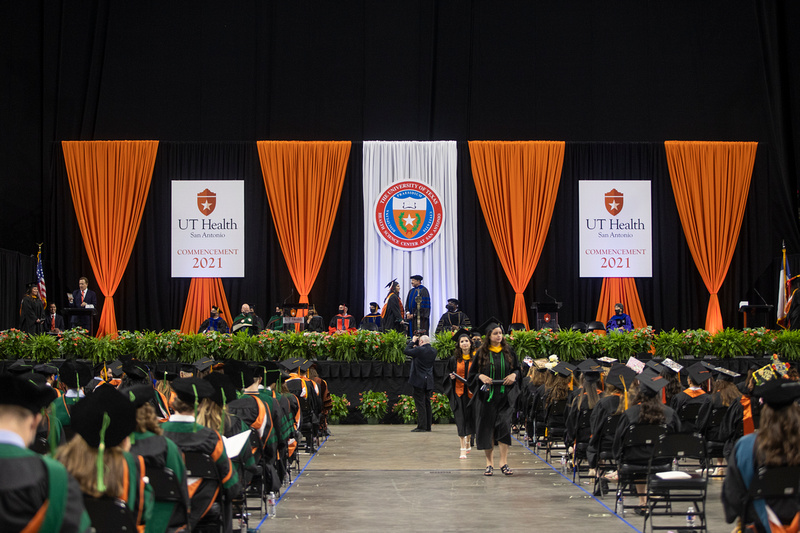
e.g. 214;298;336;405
741;396;754;435
455;358;472;398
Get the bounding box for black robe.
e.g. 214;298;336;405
381;292;405;333
20;294;45;334
442;354;474;437
467;347;521;450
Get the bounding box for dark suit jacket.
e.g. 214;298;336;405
67;289;98;327
404;341;436;390
47;313;65;332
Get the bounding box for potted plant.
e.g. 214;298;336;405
432;331;456;360
392;394;417;424
653;329;684;359
22;333;59;362
328;393;351;424
358;390;389;423
553;329;588;362
376;329;407;364
710;328;748;359
430;392;453;423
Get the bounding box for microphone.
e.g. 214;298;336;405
283;288;295;305
545;289;559;304
753;287;769;306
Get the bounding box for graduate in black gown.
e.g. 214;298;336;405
19;282;46;334
443;328;474;458
0;374;91;532
467;318;521;476
381;279;406;333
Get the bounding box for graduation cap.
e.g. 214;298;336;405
106;360;124;378
204;372;238;407
686;362;713;384
645;360;665;374
712;366;740;382
553;362;577;377
121;384;155;409
410;274;423;281
25;281;38;290
753;379;800;409
452;328;471;341
385;279;398;289
33;363;59;376
71;385;137;448
225;360;256;389
122;361;150;380
18;372;48;387
638;372;670;396
626;356;646;374
597;356;618;367
60;360;93;389
170;377;215;405
577;359;602;373
606;364;637;390
447;298;460;306
193;357;215;373
661;358;683;374
7;359;35;375
531;358;549;371
0;374;57;414
475;317;504;336
280;358;304;372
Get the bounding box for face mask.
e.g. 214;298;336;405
446;304;456;312
615;309;622;315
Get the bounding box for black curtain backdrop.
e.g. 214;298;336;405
4;1;800;331
0;249;37;330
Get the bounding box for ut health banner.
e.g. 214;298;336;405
171;180;245;278
579;180;652;278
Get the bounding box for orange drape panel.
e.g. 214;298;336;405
664;141;757;333
469;141;565;329
180;278;233;333
595;277;647;329
256;141;351;304
62;141;158;337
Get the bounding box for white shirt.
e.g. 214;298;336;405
0;429;26;449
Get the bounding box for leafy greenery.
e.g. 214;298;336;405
392;394;417;423
432;331;456;359
599;331;638;361
376;329;407;364
430;392;453;421
774;330;800;361
329;393;351;421
653;329;684;359
224;331;262;361
552;329;588;361
330;331;359;362
709;328;748;359
22;333;60;362
681;329;712;356
741;328;777;355
358;390;389;419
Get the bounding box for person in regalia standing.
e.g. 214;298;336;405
443;328;474;458
20;282;46;334
405;274;431;335
381;280;406;333
468;318;520;476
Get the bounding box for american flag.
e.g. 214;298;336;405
36;249;46;305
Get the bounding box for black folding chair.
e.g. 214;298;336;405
703;406;728;479
543;399;568;463
147;467;190;532
82;496;138;533
593;413;622;498
184;452;228;533
740;465;800;531
614;424;668;517
644;433;708;533
571;407;594;484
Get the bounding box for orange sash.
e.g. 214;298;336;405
741;396;754;435
455;358;472;398
684;388;706;399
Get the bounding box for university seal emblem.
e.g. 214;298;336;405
197;188;217;216
604;188;623;216
373;181;444;250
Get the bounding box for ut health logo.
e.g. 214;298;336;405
374;181;444;250
605;188;623;216
197;189;216;216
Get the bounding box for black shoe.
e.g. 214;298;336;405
411;428;426;432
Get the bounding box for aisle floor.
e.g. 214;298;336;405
265;424;731;532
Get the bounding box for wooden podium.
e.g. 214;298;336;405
738;304;773;328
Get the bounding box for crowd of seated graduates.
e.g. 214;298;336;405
519;356;766;485
0;354;328;532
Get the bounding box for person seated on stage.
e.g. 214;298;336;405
328;303;356;333
19;282;46;335
435;298;472;334
66;276;98;331
161;378;240;531
0;374;91;532
670;362;713;433
359;302;382;331
56;384;154;531
306;306;325;332
266;306;284;331
125;385;189;533
605;303;633;333
723;379;800;531
232;303;260;336
198;305;229;334
46;302;65;334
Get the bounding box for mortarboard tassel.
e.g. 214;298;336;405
220;389;227;435
96;412;111;493
620;375;629;411
192;384;199;429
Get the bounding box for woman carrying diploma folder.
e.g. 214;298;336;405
444;328;475;459
467;318;521;476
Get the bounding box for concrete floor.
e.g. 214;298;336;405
260;424;732;533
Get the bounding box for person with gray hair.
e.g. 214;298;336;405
405;334;436;432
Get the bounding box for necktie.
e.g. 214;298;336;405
51;315;55;330
81;291;85;303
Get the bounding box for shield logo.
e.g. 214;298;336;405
604;188;623;216
197;188;216;216
392;197;427;239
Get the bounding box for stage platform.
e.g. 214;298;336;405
269;424;731;532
